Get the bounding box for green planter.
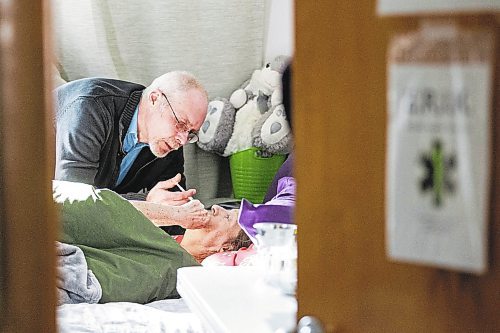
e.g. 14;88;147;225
229;148;286;204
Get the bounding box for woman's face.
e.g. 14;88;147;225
180;205;241;262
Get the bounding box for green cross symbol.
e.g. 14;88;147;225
420;140;456;207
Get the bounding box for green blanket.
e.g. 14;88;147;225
54;181;199;304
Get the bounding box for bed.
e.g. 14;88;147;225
58;299;206;333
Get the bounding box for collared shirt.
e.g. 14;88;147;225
115;106;148;186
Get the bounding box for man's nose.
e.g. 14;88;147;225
175;130;189;145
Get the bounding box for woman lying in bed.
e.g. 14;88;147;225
56;175;294;301
55;175;293;304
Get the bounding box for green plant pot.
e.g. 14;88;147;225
229;148;286;204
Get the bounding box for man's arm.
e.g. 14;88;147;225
55;97;110;185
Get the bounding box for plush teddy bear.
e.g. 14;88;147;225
229;55;291;111
223;92;270;156
196;98;236;156
197;55;292;158
251;104;293;157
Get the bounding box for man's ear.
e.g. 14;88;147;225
150;91;160;105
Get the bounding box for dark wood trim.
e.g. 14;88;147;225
0;0;57;332
295;1;499;331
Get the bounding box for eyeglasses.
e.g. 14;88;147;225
160;92;199;143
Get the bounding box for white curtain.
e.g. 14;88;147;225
51;0;268;201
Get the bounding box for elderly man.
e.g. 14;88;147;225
54;71;209;230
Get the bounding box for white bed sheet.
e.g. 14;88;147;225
57;299;207;333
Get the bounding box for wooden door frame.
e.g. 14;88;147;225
0;0;57;332
295;1;499;331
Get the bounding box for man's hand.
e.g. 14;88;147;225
147;173;196;206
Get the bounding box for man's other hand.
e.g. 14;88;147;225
147;173;196;205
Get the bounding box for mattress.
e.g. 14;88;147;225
57;298;206;333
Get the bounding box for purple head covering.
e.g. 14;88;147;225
238;177;295;243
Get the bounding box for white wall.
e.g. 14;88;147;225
264;0;294;64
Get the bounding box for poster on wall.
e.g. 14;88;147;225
378;0;500;16
385;21;494;274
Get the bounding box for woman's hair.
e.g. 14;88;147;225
226;229;252;251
